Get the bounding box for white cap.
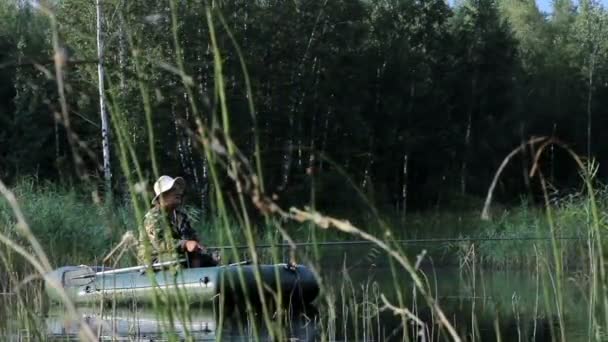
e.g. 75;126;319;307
152;175;185;204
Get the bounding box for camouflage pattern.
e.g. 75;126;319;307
138;206;198;263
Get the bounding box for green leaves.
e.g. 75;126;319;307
1;0;608;212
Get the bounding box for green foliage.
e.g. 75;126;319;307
0;2;56;181
475;192;600;268
0;178;281;269
0;0;608;216
0;179;122;266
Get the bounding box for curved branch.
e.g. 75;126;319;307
481;137;548;220
529;138;586;179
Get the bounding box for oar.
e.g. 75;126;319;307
71;259;186;279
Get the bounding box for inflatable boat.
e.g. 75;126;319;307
45;262;319;306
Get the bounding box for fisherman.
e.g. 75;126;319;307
138;175;218;268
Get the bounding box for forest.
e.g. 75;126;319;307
1;0;606;218
2;1;608;340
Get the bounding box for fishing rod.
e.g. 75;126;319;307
72;259;187;279
73;259;251;279
210;235;584;250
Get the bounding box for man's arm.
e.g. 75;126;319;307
143;211;164;253
175;210;202;252
177;210;198;240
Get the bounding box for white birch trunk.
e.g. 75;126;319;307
319;105;331;172
279;115;294;191
278;11;325;191
297;119;303;169
401;154;408;220
461;76;476;196
362;140;374;190
461;112;471;195
308;110;317;174
172;102;188;172
197;27;211;211
96;0;111;192
118;11;126;93
362;154;373;190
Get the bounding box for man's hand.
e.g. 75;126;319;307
212;250;221;263
184;240;201;252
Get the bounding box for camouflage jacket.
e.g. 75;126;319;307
138;206;198;262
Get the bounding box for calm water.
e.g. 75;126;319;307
1;245;590;341
44;306;318;341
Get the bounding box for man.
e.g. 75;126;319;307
138;175;217;268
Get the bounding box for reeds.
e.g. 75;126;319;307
1;2;607;342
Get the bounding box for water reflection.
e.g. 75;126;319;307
45;306;318;341
320;264;587;342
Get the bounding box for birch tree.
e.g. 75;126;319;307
96;0;111;194
574;0;608;160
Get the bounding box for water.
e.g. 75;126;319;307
0;245;590;341
44;307;317;341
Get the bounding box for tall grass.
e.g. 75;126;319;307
0;177;602;339
2;2;608;342
0;179;127;267
0;179;595;270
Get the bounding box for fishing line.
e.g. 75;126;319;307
211;235;583;250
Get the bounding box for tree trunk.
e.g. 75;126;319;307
280;52;318;192
278;9;326;191
519;123;531;191
297;115;303;170
461;113;472;195
587;53;595;161
96;0;111;194
551;123;556;182
196;17;210;212
182;92;202;209
279;115;294;191
362;140;374;190
319;104;331;172
461;76;476;196
118;6;126;93
308;106;318;175
173;102;189;174
401;154;408;221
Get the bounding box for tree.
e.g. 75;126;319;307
450;0;519;196
96;0;111;194
573;0;608;159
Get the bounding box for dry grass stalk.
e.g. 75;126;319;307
481;136;548;220
380;293;426;328
288;207;462;341
188;125;463;340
